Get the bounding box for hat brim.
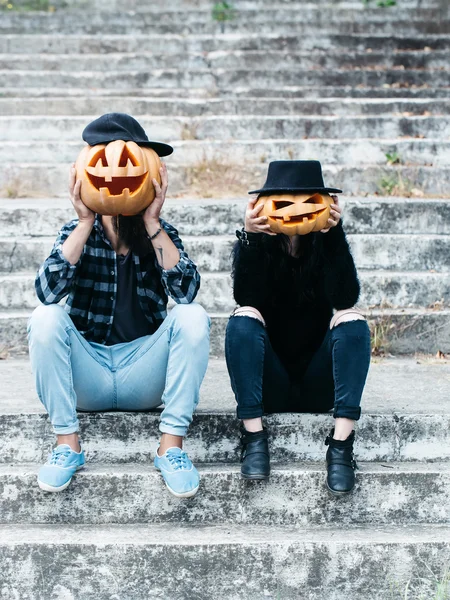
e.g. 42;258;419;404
248;187;343;195
85;138;174;157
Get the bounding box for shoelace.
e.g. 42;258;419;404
48;447;71;466
166;450;189;471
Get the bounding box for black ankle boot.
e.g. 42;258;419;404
240;427;270;480
325;429;357;496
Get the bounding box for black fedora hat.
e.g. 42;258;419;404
249;160;342;195
82;113;174;157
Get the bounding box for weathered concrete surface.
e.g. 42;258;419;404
2;163;450;198
0;523;448;600
1;10;449;36
3;49;450;73
0;358;450;464
1;97;449;117
1;271;449;311
1;234;449;273
1;32;448;55
0;462;450;525
3;138;450;167
2;115;448;142
2;67;450;90
2;309;450;355
1;197;450;237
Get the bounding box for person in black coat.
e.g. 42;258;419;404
225;161;371;495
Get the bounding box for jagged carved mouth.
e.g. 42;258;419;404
271;197;327;224
86;172;148;196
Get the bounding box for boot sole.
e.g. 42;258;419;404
241;473;270;481
325;480;355;497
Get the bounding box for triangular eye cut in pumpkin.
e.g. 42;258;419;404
75;139;162;216
255;193;332;236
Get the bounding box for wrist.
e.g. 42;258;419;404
78;217;94;228
145;218;160;231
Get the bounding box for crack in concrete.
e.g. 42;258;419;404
7;242;18;275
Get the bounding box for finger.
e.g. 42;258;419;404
73;179;82;202
321;227;331;233
247;195;258;209
160;164;168;189
331;195;339;204
252;215;268;225
152;178;162;196
250;203;264;217
69;167;76;195
327;217;338;227
329;209;340;219
257;224;273;231
330;203;342;213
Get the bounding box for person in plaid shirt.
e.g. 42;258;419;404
28;114;210;498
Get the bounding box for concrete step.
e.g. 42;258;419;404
7;0;445;10
0;84;448;99
2;234;449;275
1;115;449;142
1;163;449;198
2;308;450;355
0;461;449;525
0;96;448;117
1;270;449;311
1;523;449;600
1;68;449;89
1;33;449;55
2;138;449;168
1;197;449;237
2;49;450;71
6;0;446;8
1;11;449;35
1;357;449;464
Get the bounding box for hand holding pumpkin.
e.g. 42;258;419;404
143;163;168;229
69;164;95;225
320;196;341;233
244;196;276;236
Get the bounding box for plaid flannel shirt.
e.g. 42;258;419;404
35;215;201;344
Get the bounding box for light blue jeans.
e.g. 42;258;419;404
27;303;211;437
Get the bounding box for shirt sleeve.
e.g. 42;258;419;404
321;221;360;310
35;220;81;305
232;233;270;311
157;220;201;304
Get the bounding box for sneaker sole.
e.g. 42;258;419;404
37;465;84;493
163;482;200;498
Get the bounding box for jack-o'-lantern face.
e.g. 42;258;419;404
255;193;332;236
75;140;162;216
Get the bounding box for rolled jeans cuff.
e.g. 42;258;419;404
333;406;361;421
52;422;80;436
159;423;188;437
237;406;265;420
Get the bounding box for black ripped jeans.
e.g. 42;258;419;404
225;315;371;421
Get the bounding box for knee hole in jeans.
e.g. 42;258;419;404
232;306;266;326
330;308;366;330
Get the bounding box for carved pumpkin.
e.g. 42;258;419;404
255;193;332;236
75;140;161;216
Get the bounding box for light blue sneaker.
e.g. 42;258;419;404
37;444;85;492
154;447;200;498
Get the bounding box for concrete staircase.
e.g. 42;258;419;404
1;0;450;598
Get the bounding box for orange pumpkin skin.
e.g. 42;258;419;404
75;140;162;216
255;193;332;236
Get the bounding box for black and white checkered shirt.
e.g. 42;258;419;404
35;216;201;343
